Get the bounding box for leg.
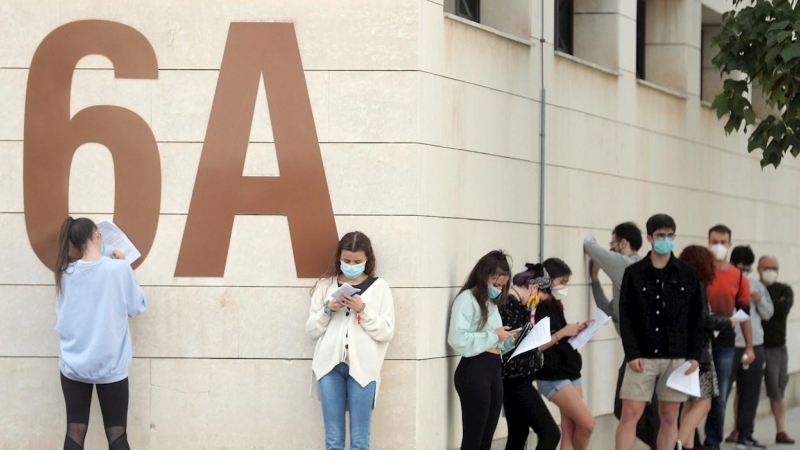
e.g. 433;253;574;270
771;399;786;433
616;400;646;450
347;376;376;450
502;380;532;450
60;373;93;450
478;361;504;450
318;364;348;450
655;401;680;450
550;385;594;450
526;385;560;450
704;346;734;447
96;378;130;450
641;388;660;450
678;398;711;448
735;346;765;440
455;357;492;450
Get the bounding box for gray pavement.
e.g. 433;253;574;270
718;407;800;450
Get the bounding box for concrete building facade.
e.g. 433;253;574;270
0;0;798;448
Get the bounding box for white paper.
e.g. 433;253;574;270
732;309;751;322
666;361;701;397
569;309;613;350
713;331;720;338
329;283;361;302
95;220;141;265
509;317;552;361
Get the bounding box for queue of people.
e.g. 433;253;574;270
51;215;794;450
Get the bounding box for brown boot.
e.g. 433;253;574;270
725;430;739;443
776;431;795;444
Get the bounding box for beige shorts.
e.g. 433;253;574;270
620;358;687;403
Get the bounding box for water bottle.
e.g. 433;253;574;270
742;353;750;370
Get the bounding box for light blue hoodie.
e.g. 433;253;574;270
56;257;147;384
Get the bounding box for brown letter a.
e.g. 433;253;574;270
175;23;338;278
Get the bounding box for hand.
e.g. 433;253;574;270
684;359;700;375
580;319;596;328
730;317;743;327
328;299;345;312
559;322;587;338
589;260;600;282
495;326;513;342
628;358;644;372
751;290;762;302
342;294;365;313
110;249;126;260
744;347;756;365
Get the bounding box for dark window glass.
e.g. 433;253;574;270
455;0;480;23
555;0;574;54
636;0;646;79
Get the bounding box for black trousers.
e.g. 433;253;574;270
455;352;504;450
502;378;561;450
732;345;766;440
60;373;130;449
614;361;660;450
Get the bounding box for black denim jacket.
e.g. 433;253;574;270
619;252;706;362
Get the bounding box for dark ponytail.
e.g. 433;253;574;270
55;217;97;296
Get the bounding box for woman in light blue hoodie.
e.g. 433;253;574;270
54;217;147;450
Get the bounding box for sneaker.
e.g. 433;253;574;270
776;432;795;444
727;430;740;443
736;437;767;449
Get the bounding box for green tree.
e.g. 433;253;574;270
712;0;800;167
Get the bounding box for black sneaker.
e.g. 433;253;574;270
736;437;767;449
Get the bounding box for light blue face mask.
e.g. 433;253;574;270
653;237;675;255
487;284;502;299
101;242;106;256
341;262;366;279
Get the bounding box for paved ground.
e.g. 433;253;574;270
718;407;800;450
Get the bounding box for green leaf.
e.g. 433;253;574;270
780;44;800;62
769;20;792;32
744;107;757;124
776;30;793;42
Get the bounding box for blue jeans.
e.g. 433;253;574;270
318;363;376;450
704;346;735;447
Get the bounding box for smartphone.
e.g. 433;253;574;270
510;327;523;339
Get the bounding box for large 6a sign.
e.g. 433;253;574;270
24;20;338;278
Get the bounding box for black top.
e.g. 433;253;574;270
499;294;541;381
763;282;794;348
619;252;706;362
535;301;582;381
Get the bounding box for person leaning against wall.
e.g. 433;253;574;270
615;214;705;450
534;258;595;450
498;263;561;450
54;217;147;450
305;231;395;450
448;250;516;450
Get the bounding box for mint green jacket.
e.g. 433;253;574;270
448;290;514;357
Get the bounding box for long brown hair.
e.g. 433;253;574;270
458;250;511;329
55;217;97;296
679;245;716;286
312;231;376;292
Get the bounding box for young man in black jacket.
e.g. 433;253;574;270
615;214;705;450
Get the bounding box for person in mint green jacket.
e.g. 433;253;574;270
448;250;515;450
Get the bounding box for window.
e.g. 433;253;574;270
455;0;480;23
636;0;646;79
701;7;722;103
555;0;574;54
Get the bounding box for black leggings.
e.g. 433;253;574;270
502;378;561;450
60;373;130;450
454;352;503;450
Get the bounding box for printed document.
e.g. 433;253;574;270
95;220;141;265
666;361;701;397
732;309;750;322
569;309;612;350
509;317;551;361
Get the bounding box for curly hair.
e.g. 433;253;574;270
678;245;716;286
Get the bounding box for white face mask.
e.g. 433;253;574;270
762;269;779;284
710;244;729;261
551;285;569;301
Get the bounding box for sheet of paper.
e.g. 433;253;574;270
732;309;751;322
666;361;701;397
329;283;361;302
509;317;551;361
569;308;613;350
95;220;141;265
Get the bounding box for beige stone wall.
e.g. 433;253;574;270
1;1;799;449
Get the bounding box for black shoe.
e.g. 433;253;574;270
736;437;767;449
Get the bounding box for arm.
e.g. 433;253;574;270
584;237;631;281
772;286;794;321
125;265;147;318
447;291;499;357
738;276;754;350
358;283;395;343
305;281;333;341
618;269;642;361
591;281;614;316
757;283;774;321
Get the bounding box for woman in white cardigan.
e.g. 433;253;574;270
306;231;395;450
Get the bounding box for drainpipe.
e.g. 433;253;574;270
538;0;546;264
